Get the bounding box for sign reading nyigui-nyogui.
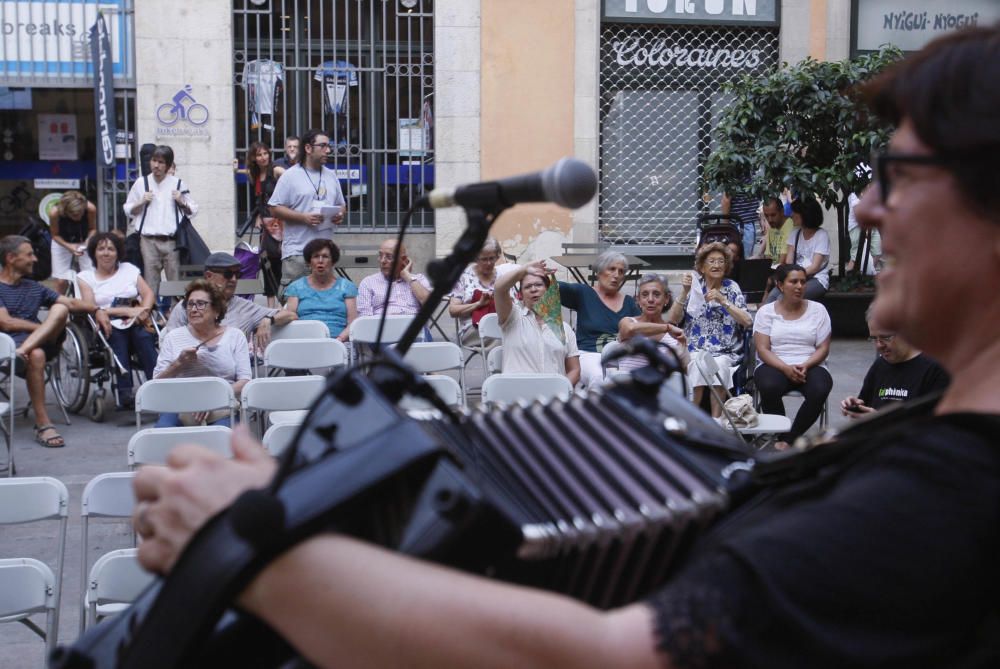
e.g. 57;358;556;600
602;0;779;26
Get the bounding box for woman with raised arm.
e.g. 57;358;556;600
493;260;580;386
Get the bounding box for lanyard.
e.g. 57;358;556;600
303;167;325;199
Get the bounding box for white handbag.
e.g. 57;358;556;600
723;394;759;428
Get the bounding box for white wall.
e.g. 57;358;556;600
134;0;236;254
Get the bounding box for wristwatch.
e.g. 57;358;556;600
267;314;276;324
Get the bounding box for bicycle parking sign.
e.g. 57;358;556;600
155;84;210;139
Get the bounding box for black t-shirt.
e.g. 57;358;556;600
646;413;1000;668
858;353;950;409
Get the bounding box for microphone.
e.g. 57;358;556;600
426;157;597;211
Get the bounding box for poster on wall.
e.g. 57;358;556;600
38;113;78;160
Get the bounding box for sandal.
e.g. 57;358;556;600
34;424;65;448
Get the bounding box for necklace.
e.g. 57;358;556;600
303;165;326;198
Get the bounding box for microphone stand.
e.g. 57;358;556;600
394;203;508;356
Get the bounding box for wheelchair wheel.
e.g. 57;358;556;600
53;321;90;414
89;387;107;423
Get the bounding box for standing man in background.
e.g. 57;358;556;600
123;145;198;299
268;129;346;296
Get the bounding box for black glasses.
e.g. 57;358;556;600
871;150;954;204
867;334;895;344
185;299;211;311
311;142;331;150
208;268;239;280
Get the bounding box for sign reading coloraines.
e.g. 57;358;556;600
603;0;779;26
90;14;115;168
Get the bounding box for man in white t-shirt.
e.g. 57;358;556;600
268;129;346;296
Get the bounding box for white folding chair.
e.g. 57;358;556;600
0;332;15;476
399;342;467;408
262;421;300;456
486;346;503;376
85;549;154;627
253;320;331;376
694;351;791;445
349;315;416;364
398;375;463;413
264;338;347;376
477;313;503;343
268;410;309;426
0;476;69;654
240;376;326;436
79;473;137;633
127;425;233;469
134;377;236;430
480;373;573;407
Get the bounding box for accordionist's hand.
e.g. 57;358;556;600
133;426;277;574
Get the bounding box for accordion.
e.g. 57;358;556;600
55;361;751;669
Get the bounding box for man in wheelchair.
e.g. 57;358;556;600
0;235;97;447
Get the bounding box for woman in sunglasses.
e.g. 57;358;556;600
152;279;250;427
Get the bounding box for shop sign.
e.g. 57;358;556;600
154;85;210;140
602;0;778;26
853;0;1000;53
1;1;128;79
610;33;769;71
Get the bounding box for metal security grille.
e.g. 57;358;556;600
233;0;434;233
598;24;778;253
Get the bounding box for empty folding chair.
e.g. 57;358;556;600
79;473;137;633
399;342;467;408
85;549;154;628
398;375;463;414
134;377;236;430
267;410;309;426
0;332;15;476
0;476;69;655
255;320;331;375
264;338;347;376
127;425;233;469
486;346;504;376
477;312;504;347
262;421;301;457
240;376;326;437
350;315;416;364
480;373;574;407
694;351;791;446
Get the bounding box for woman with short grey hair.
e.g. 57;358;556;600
558;248;640;386
448;237;503;343
617;273;689;373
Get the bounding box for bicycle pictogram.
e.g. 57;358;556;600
156;84;209;126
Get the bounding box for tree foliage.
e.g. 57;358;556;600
703;46;903;276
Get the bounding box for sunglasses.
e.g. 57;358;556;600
208;268;239;280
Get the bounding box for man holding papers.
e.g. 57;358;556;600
268;128;347;296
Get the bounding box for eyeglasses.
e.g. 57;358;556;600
311;142;332;150
871;150;955;204
704;258;727;267
476;255;499;263
377;252;396;261
867;334;895;344
207;268;239;280
185;299;212;311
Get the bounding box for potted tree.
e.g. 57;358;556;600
703;47;901;336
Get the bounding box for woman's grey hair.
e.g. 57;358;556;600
594;249;627;274
638;272;669;293
480;237;502;256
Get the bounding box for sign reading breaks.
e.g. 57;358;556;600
603;0;779;26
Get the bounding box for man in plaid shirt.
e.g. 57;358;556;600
356;239;431;316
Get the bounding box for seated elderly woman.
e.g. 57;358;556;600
448;237;501;344
283;239;358;342
617;273;690;373
75;231;158;410
494;260;580;386
152;279;251;427
667;242;753;418
754;263;833;448
558;250;640;386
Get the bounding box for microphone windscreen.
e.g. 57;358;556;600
542;158;598;209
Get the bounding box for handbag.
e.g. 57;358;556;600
173;179;211;267
723;393;759;428
124;175;150;273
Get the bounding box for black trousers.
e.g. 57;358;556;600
754;363;832;440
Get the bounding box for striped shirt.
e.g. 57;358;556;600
0;279;59;344
356;271;430;316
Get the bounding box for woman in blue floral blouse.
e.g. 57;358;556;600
667;242;753;418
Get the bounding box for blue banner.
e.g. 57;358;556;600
90;14;115;168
